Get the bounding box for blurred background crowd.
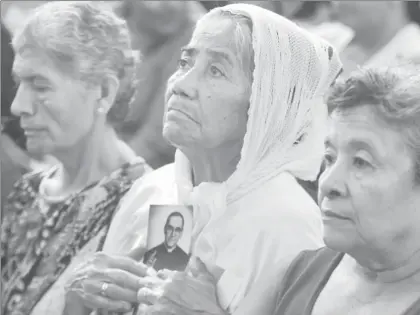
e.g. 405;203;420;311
2;0;420;211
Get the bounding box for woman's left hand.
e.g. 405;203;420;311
136;257;227;315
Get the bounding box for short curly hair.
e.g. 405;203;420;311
11;1;139;127
327;67;420;182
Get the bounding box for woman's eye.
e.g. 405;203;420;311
33;85;49;92
323;153;335;166
209;65;224;77
178;58;189;69
353;157;371;169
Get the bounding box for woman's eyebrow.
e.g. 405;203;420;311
180;46;195;56
181;46;234;66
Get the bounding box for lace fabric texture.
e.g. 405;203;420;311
187;3;343;257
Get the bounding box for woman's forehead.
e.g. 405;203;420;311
13;51;48;76
190;16;240;52
328;106;408;155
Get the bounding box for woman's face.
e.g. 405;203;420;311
11;49;100;156
163;16;251;151
318;105;420;257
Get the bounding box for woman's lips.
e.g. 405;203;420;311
322;210;351;220
167;107;199;124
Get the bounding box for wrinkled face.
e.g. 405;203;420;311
163;16;251;151
164;216;183;249
11;49;100;156
318;105;420;257
330;1;391;33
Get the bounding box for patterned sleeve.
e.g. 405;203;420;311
1;172;41;265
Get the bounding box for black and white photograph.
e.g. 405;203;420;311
143;205;193;272
2;1;420;314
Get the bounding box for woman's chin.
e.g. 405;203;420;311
323;230;355;253
163;125;197;149
26;142;49;159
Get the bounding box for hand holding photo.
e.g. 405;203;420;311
143;205;193;272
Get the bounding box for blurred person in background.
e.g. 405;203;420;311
1;20;28;218
331;1;420;77
228;1;303;18
0;2;151;314
289;1;332;28
116;0;206;169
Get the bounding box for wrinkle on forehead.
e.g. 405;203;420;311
191;15;253;80
191;17;241;54
330;106;414;164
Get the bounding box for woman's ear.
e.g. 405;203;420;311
97;75;120;114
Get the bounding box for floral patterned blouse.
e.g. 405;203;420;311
1;159;151;315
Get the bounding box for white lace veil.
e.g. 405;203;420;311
176;4;343;250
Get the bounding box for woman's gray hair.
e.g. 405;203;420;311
327;67;420;183
11;1;138;127
196;8;254;84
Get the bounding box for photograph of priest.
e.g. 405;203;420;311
143;211;190;271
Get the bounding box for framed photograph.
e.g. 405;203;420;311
143;205;193;272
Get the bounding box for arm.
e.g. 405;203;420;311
224;209;323;315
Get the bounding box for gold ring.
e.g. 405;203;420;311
100;282;109;297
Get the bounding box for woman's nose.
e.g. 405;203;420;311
11;86;35;117
319;162;347;199
171;69;199;100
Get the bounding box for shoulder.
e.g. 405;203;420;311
153;243;165;251
275;248;342;308
145;243;162;255
117;163;177;209
175;246;189;257
233;173;324;268
283;247;340;279
106;157;152;185
250;173;323;238
4;168;49;208
251;172;319;212
128;163;175;191
123;157;153;181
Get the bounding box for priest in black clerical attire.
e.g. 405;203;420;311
143;212;190;271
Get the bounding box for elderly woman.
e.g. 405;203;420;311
274;67;420;315
0;2;151;315
63;4;342;315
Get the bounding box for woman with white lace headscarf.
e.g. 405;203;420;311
63;4;342;315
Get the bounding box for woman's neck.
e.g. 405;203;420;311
48;125;135;197
347;241;420;284
182;142;242;186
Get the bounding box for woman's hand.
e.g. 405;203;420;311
64;251;157;313
136;257;227;315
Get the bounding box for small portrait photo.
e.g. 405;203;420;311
143;205;193;272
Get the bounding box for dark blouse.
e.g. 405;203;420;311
274;247;420;315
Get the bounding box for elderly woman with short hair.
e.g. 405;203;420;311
63;4;342;315
0;2;151;315
274;67;420;315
